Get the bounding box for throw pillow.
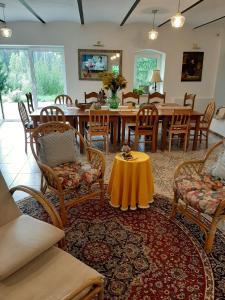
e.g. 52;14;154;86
211;149;225;181
38;129;77;167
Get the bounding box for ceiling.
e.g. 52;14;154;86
2;0;225;29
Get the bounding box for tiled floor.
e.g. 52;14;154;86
0;121;222;202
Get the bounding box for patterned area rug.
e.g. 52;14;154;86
18;192;225;300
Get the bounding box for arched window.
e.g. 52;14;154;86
134;49;166;94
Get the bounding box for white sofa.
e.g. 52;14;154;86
0;171;104;300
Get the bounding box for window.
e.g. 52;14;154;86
0;46;66;120
134;50;165;94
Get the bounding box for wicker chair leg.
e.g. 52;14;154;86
184;133;188;152
105;136;109;155
204;218;218;253
171;191;178;218
134;134;138;150
59;194;67;226
206;131;209;149
128;129;131;146
168;133;172;152
99;180;104;204
98;285;104;300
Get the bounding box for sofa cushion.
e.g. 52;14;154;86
175;173;225;215
38;129;77;167
53;161;101;190
0;215;64;280
186;189;225;215
0;246;104;300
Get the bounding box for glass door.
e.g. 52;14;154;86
32;49;66;107
0;49;32;120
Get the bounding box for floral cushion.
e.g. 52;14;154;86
53;161;101;190
175;173;225;215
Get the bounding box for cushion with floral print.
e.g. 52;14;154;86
186;189;225;215
53;161;101;190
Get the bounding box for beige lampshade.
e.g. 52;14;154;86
150;70;162;82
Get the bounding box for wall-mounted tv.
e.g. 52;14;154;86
81;54;108;72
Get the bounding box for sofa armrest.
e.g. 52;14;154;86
10;185;63;230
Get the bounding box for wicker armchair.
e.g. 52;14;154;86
172;140;225;253
30;121;105;225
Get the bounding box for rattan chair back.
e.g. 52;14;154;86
148;92;166;104
183;93;196;110
202;101;215;128
25;92;34;114
122;91;140;105
84;92;99;103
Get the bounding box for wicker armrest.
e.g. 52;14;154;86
86;147;106;178
10;185;63;230
174;160;205;180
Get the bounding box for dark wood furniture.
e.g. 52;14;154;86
122;92;140;105
25;92;34;114
84;92;98;103
128;105;159;152
40;106;66;123
183;92;196;110
168;108;191;152
148;92;166;104
18;101;35;153
55;94;73;105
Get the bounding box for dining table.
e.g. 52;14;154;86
30;104;204;152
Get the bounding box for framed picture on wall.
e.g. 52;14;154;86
181;51;204;81
78;49;122;80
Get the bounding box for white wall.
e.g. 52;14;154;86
215;27;225;108
1;21;222;112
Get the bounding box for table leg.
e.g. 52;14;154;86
79;116;84;153
113;119;118;151
193;116;200;150
121;117;126;144
161;116;169;151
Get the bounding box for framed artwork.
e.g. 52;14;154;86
78;49;122;80
181;52;204;81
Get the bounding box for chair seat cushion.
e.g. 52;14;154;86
0;246;104;300
0;215;64;280
53;161;101;190
175;173;225;215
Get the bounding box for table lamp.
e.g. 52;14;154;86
150;70;162;92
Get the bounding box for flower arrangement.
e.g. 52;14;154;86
99;72;127;94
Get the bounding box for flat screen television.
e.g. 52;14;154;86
81;54;108;72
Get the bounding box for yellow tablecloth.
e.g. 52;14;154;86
108;151;154;210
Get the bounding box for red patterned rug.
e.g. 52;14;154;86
18;192;225;300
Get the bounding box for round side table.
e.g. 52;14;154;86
108;151;154;210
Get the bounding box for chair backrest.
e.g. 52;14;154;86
122;92;140;105
89;110;109;133
30;121;85;163
25;92;34;114
18;101;30;128
135;105;159;132
0;171;21;227
148;92;166;104
202;101;215;128
170;108;191;131
55;94;73;106
183;93;196;110
40;106;66;123
84;92;99;103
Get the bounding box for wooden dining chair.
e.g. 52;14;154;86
40;106;66;123
183;92;196;110
189;101;215;148
25;92;35;114
87;110;110;154
128;105;159;152
148;92;166;104
168;108;191;152
55;94;73;106
18;101;35;153
122;91;140;106
84;92;99;103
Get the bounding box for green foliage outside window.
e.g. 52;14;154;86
134;57;157;90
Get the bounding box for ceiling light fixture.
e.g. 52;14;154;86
0;3;12;38
171;0;185;28
149;9;158;40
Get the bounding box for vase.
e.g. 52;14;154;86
107;91;120;109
